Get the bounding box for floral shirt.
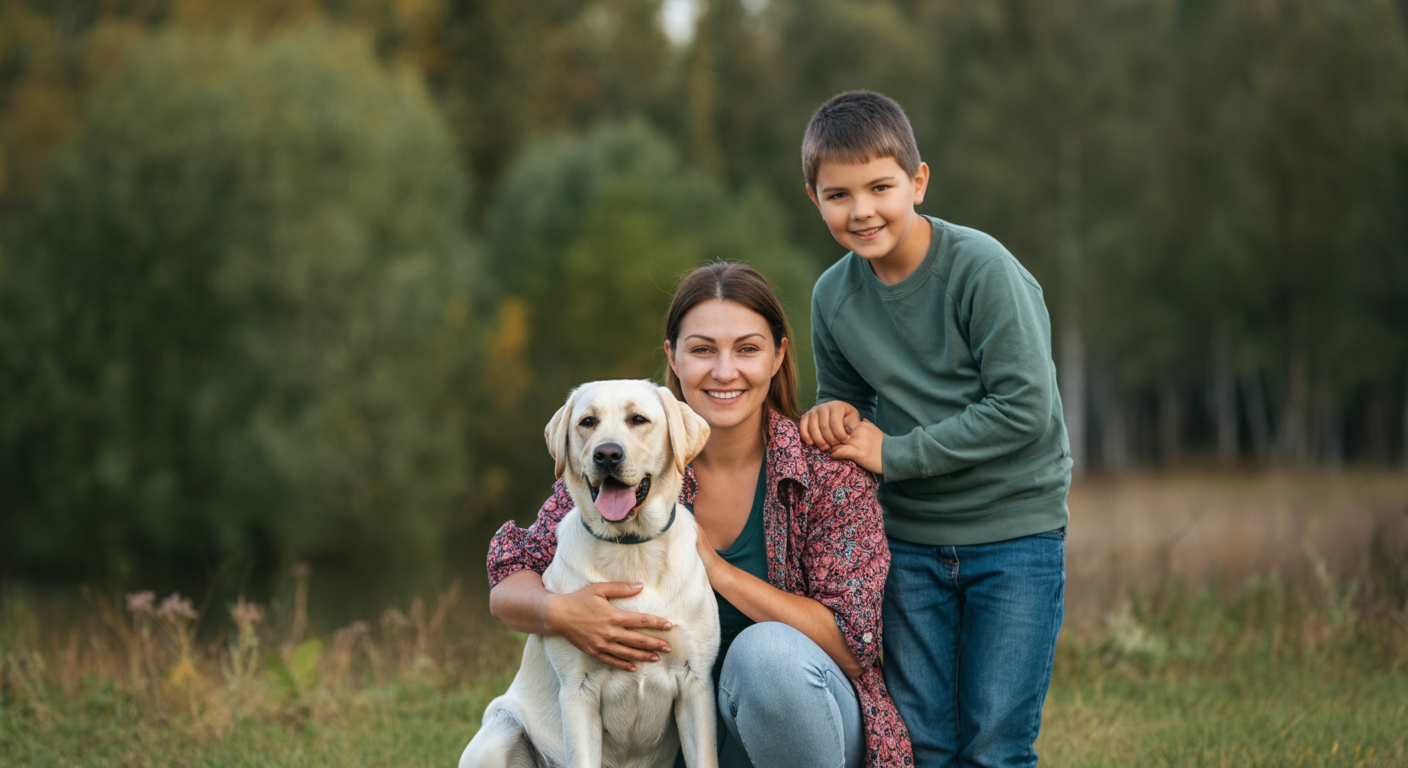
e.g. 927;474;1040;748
487;409;914;768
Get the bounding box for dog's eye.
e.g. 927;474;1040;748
630;415;650;425
579;416;598;428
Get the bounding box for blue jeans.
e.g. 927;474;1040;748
882;530;1065;768
675;621;864;768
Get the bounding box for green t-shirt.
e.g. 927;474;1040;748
811;215;1072;546
688;461;768;684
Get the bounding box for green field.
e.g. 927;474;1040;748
1037;621;1408;767
4;472;1407;767
6;633;1404;768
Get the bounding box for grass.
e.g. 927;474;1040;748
3;470;1408;767
1;576;527;768
1040;652;1407;767
2;678;505;767
1036;583;1408;767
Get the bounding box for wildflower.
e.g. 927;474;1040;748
127;591;156;616
158;593;198;623
230;598;265;630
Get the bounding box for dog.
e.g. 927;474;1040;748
459;380;720;768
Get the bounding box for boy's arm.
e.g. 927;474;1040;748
812;293;877;421
881;258;1058;483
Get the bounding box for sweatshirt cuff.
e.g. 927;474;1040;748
880;433;923;482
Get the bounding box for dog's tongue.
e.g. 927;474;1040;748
596;483;637;522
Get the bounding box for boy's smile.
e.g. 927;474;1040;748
807;156;932;285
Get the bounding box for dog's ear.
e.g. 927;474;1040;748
545;388;579;479
656;386;710;476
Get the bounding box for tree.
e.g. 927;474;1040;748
1212;0;1408;464
0;25;480;584
425;0;677;214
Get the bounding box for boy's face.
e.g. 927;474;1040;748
807;155;930;274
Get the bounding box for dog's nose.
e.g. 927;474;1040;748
593;442;625;468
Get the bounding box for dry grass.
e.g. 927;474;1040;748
1040;469;1408;767
1065;468;1408;627
1;569;523;745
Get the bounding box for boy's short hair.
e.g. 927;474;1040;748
802;90;922;191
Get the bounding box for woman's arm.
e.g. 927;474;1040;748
489;570;674;672
487;479;673;672
800;458;888;677
695;530;863;679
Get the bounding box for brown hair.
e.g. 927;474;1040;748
802;90;922;191
664;262;801;422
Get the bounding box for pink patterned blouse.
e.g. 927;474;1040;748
486;409;914;768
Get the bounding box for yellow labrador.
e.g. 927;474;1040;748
459;380;719;768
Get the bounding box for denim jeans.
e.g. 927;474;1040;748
882;530;1065;768
675;621;864;768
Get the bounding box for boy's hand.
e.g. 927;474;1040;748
829;419;884;475
800;401;861;451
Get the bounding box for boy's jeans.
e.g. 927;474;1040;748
674;621;864;768
882;530;1065;768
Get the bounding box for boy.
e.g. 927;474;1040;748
798;90;1072;768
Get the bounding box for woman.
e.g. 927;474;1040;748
486;263;912;768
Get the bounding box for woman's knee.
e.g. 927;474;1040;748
720;622;808;681
719;622;852;716
716;623;863;768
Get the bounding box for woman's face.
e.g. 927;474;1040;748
666;300;787;434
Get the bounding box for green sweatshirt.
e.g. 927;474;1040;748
811;216;1072;546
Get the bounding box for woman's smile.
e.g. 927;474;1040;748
667;299;787;436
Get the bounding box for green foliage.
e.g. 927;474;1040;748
266;638;324;702
3;0;1408;588
427;0;677;212
478;119;815;522
0;25;480;581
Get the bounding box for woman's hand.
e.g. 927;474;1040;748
694;524;862;678
489;570;674;672
694;525;727;583
543;583;675;672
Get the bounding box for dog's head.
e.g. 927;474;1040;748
545;380;709;537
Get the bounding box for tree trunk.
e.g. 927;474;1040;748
1279;343;1312;464
1210;328;1239;465
1361;387;1389;464
685;15;722;178
1057;131;1086;475
1402;366;1408;467
1059;319;1086;474
1320;398;1344;468
1241;374;1274;464
1093;365;1131;471
1158;379;1182;465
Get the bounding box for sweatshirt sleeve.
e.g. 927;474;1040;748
812;284;878;422
485;478;574;586
880;257;1056;482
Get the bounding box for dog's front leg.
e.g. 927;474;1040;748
559;675;604;768
675;673;718;768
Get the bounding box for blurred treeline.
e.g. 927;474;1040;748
0;0;1405;590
